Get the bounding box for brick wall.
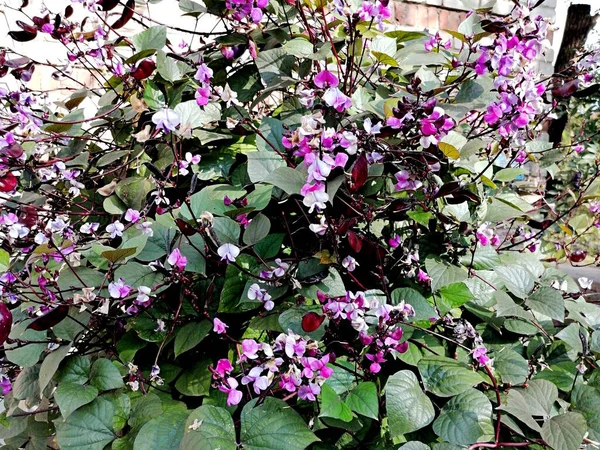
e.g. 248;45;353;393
392;0;558;74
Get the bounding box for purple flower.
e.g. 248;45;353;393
573;144;584;154
394;170;422;191
152;109;181;133
0;375;11;395
194;63;213;83
167;248;187;271
298;383;321;401
213;317;228;334
314;70;339;89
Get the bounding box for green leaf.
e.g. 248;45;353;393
89;359;124;391
179;405;237;450
240;397;319;450
499;379;557;432
540;412;587;450
0;248;9;271
56;397;116;450
325;358;358;395
115;261;163;288
494;168;527;182
345;382;379;420
494;291;530;321
175;101;221;131
438;131;467;160
174;321;211;357
143;80;166;110
247;152;286;183
133;409;189;450
132;26;167;52
493;348;529;385
425;257;467;292
243;214;271;245
254;233;284;259
320;383;354;422
263;167;306;196
525;287;565;322
391;288;438;321
184;184;245;219
255;48;294;86
177;235;206;275
278;305;327;340
175;360;211;396
56;356;91;385
386;370;435;437
13;365;40;400
571;384;600;440
433;389;494;446
39;343;71;393
283;38;314;58
115;177;153;210
495;265;535;299
418;356;485;397
438;282;473;314
399;442;430;450
101;247;137;264
157;51;187;83
55;383;99;419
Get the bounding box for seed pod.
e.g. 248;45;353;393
0;303;13;346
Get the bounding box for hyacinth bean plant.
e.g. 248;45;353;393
0;0;600;448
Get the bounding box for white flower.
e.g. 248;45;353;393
578;277;593;290
152;108;181;133
218;243;240;263
136;221;153;237
80;222;99;234
309;216;328;235
342;256;358;272
106;221;124;238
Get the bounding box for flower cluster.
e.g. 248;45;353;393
319;290;415;373
225;0;269;23
213;331;332;405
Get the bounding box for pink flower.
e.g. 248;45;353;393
417;269;431;284
124;209;141;224
473;346;490;366
213;317;228;334
366;352;385;373
322;87;352;112
167;248;187;271
219;377;243;406
241;339;260;360
514;150;527;163
108;278;132;299
314;70;339;89
215;359;233;377
389;234;401;248
195;87;211;106
573;144;584;154
394;170;422;191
